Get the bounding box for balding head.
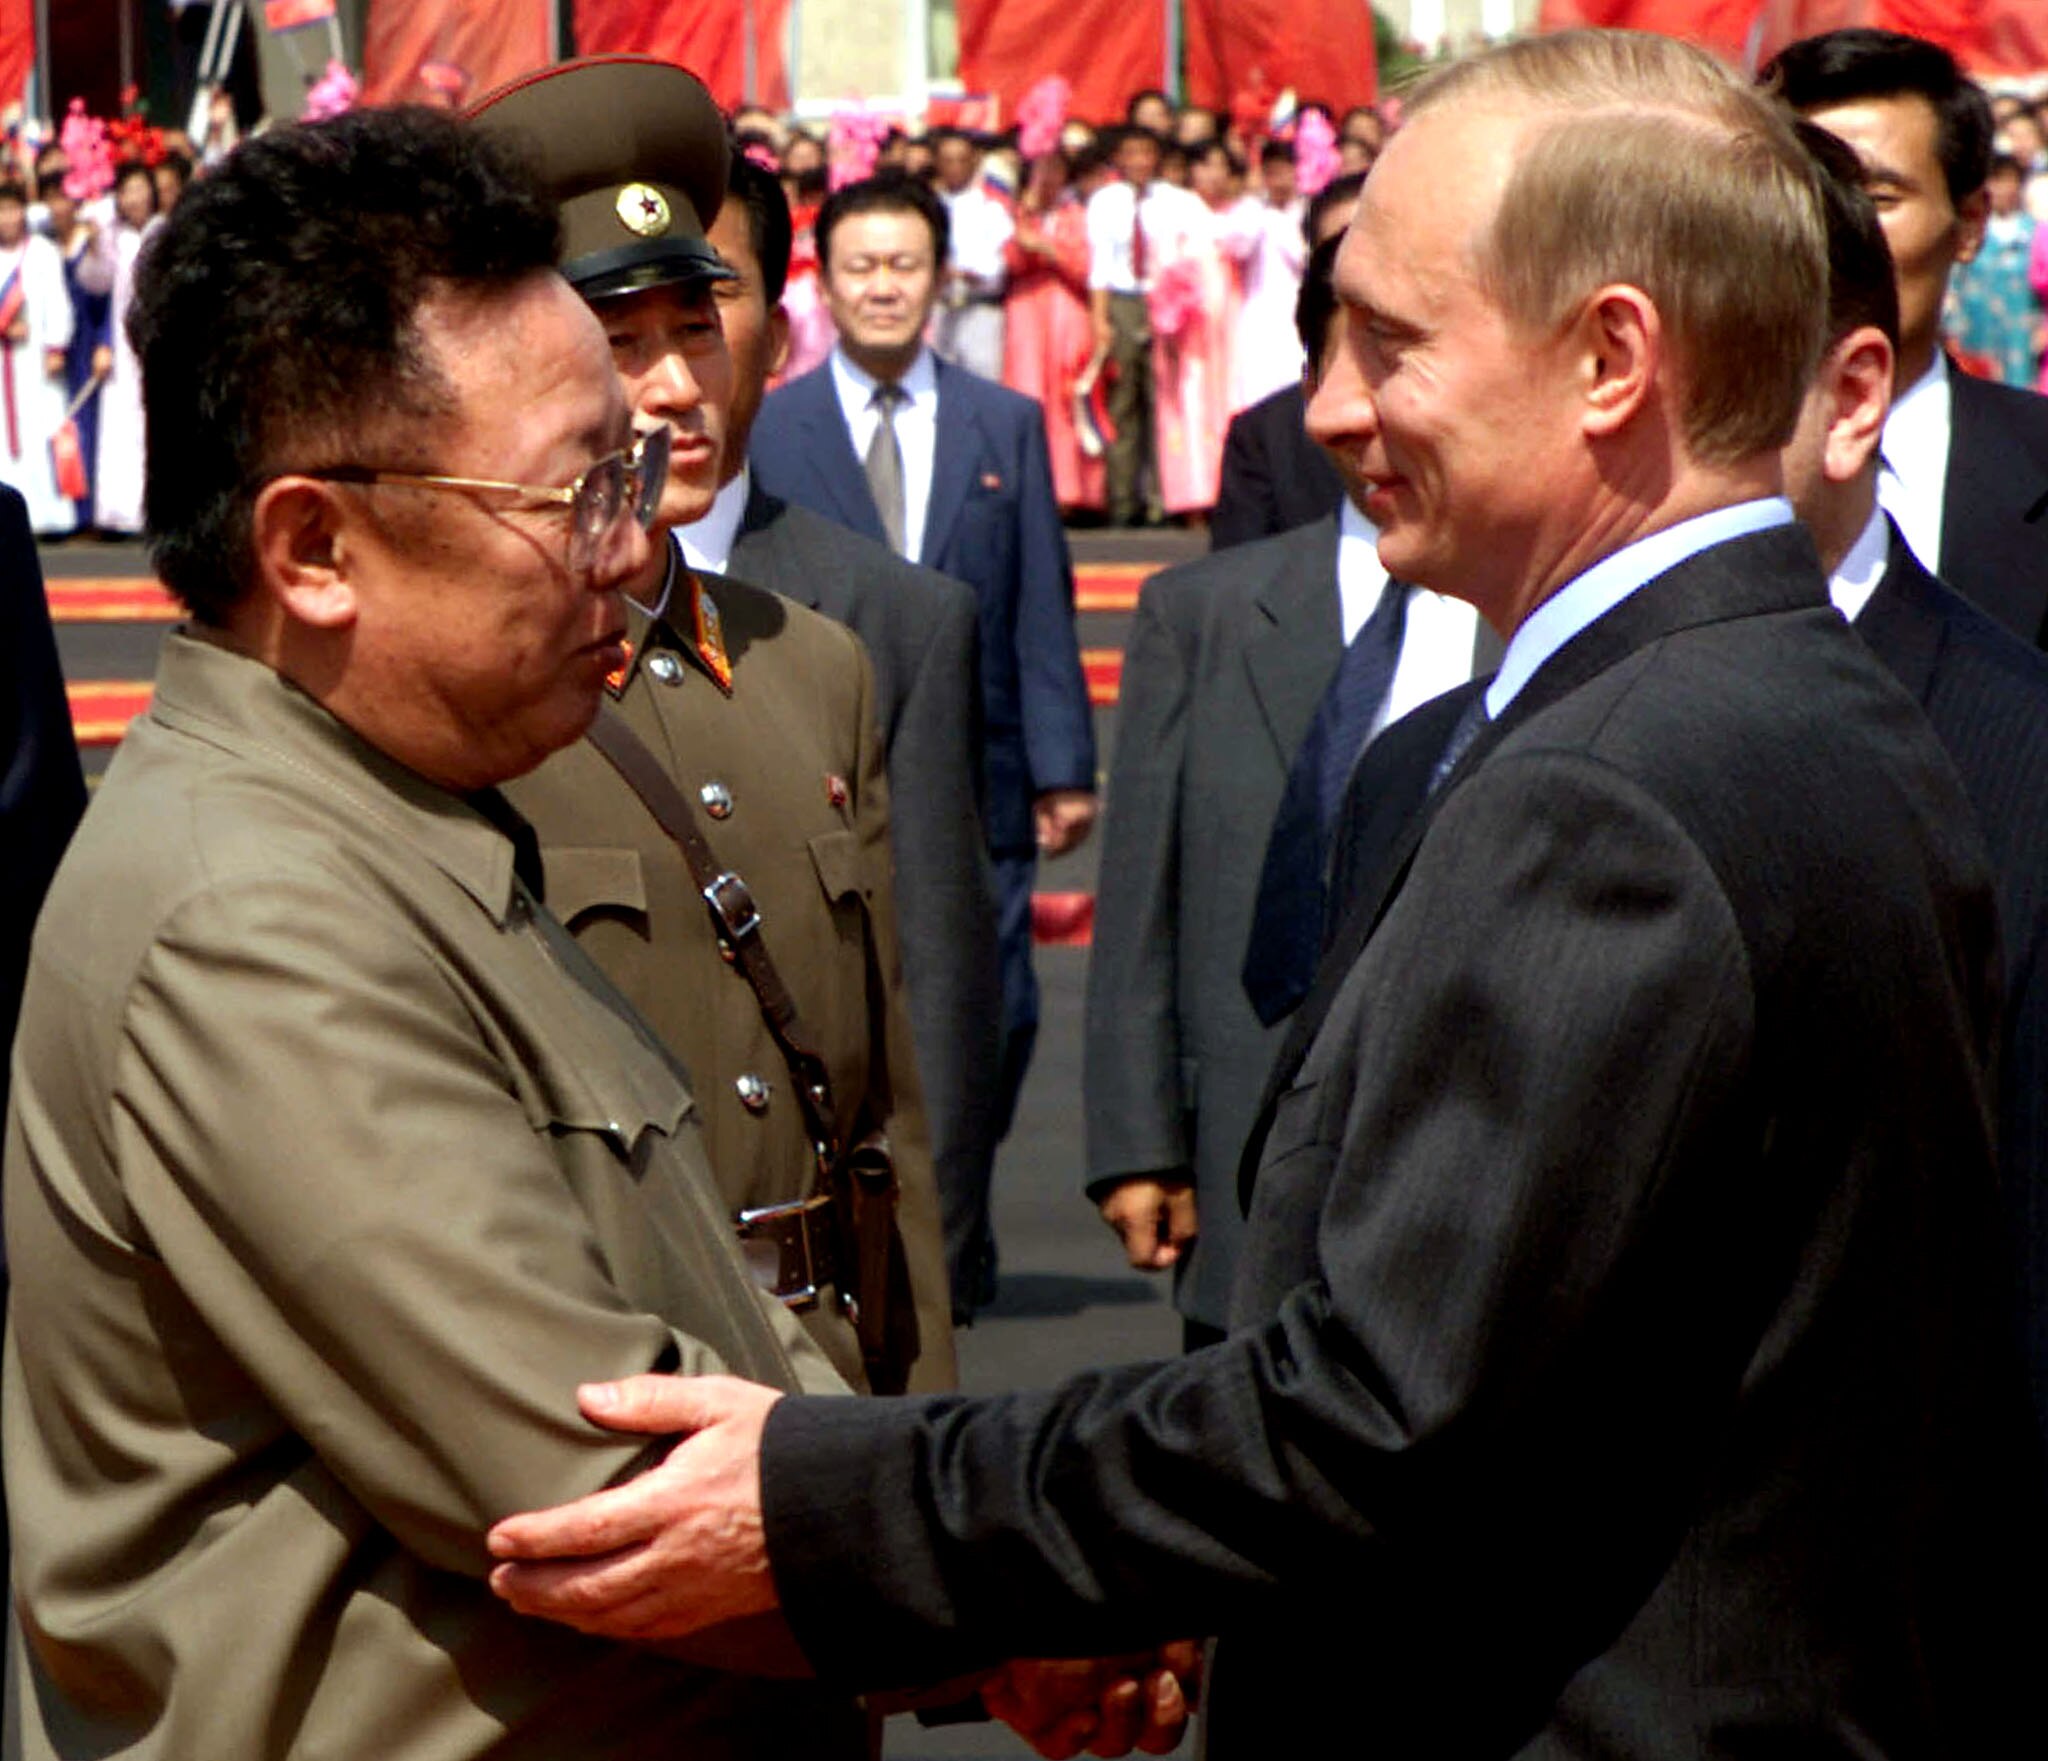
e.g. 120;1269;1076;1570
1408;30;1828;466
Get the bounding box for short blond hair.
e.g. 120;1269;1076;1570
1408;30;1826;464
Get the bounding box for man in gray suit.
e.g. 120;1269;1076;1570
1084;237;1497;1346
678;151;1004;1319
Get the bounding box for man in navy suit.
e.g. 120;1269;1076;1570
750;172;1096;1309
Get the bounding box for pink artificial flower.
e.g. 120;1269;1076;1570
827;103;892;191
1293;108;1340;198
60;100;114;203
303;60;359;125
1147;258;1204;341
1017;76;1071;163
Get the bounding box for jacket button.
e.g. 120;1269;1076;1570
647;652;683;685
735;1072;771;1113
700;781;733;819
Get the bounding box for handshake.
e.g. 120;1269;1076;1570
486;1374;1203;1755
963;1644;1202;1757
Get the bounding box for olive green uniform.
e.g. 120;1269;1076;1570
2;631;862;1759
507;569;956;1392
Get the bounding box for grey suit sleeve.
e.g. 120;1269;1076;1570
1083;582;1195;1198
879;578;1004;1289
761;752;1759;1686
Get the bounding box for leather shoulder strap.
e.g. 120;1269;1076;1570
583;704;841;1164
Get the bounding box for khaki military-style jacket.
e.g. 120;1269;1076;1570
2;630;862;1760
506;567;956;1392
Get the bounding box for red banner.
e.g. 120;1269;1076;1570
957;0;1166;126
573;0;792;113
1183;0;1377;117
1540;0;2048;75
0;0;31;114
362;0;553;110
1535;0;1769;63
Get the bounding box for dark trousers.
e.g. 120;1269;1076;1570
1104;292;1155;527
948;850;1039;1319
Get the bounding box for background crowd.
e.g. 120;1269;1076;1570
10;59;2048;541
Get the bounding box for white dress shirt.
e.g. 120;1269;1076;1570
1488;499;1797;718
1877;354;1951;576
1084;179;1205;293
1336;499;1484;740
1825;501;1892;626
678;465;751;576
940;183;1015;294
830;344;939;564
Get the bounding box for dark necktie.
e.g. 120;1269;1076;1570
1131;184;1148;284
1242;576;1408;1027
865;380;908;556
1427;689;1491;795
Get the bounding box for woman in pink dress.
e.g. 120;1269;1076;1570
1150;141;1240;521
1001;151;1104;514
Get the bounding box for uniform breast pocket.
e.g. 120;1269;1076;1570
807;828;871;915
542;846;648;935
514;1003;695;1174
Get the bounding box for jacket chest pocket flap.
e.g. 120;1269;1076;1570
807;828;869;907
543;846;648;933
511;964;694;1164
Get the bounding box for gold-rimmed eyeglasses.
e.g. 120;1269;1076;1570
302;426;671;573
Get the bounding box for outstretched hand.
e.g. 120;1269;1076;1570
487;1374;784;1642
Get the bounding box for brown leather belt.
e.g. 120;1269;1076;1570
736;1194;838;1311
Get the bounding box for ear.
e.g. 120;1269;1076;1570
250;477;360;632
1953;183;1991;267
1819;324;1894;486
1572;284;1659;443
767;300;792;379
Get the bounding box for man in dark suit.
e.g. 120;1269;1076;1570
1206;172;1360;551
1;484;84;1138
1779;121;2048;1468
488;35;2047;1757
678;151;1004;1323
1771;28;2048;647
1085;235;1496;1348
750;172;1096;1300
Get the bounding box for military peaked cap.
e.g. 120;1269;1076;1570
469;55;736;300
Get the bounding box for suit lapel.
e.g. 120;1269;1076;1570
922;359;976;563
1241;521;1828;1193
1941;369;2048;640
733;481;821;610
1243;517;1344;765
1852;527;1944;706
792;371;888;543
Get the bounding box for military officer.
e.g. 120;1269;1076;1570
475;59;954;1395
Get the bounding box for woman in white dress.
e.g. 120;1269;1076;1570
92;164;159;537
0;178;78;537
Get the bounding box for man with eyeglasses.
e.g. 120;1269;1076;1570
1;105;873;1758
474;59;954;1397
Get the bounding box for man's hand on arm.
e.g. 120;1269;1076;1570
1097;1176;1198;1272
1035;788;1099;856
488;1374;783;1642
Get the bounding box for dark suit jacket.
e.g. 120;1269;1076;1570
728;483;1004;1272
1207;383;1343;552
2;486;85;1135
1857;526;2048;1461
758;523;2046;1756
1939;366;2048;646
750;356;1095;855
1083;519;1344;1330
